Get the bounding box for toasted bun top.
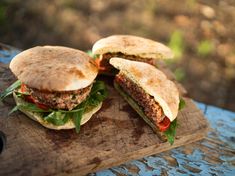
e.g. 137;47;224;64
110;57;179;121
10;46;98;91
92;35;173;59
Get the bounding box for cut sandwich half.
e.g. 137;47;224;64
110;57;181;144
92;35;173;75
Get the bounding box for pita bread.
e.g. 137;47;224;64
13;92;102;130
10;46;98;91
92;35;173;59
110;57;179;121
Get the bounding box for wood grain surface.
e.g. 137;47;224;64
0;62;208;176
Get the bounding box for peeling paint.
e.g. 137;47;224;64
94;103;235;176
0;45;20;64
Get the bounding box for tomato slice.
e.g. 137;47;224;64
25;95;35;103
20;83;49;110
94;57;100;68
94;57;107;71
25;95;49;110
21;84;34;103
158;117;171;132
21;83;27;93
34;102;49;110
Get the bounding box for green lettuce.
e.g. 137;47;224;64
86;50;98;59
0;80;21;101
163;98;186;145
164;119;178;145
179;97;186;110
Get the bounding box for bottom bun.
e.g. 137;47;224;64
114;81;167;141
13;92;102;130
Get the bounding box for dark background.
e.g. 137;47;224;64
0;0;234;111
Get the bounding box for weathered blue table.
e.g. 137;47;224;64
0;43;234;176
93;103;235;176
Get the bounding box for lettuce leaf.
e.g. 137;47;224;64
71;103;85;133
86;50;98;59
8;105;18;115
164;119;178;145
88;80;108;106
72;81;108;132
163;98;185;145
44;112;70;126
17;101;53;113
0;80;21;101
179;97;186;110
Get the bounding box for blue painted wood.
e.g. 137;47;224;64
93;103;235;176
1;45;234;176
0;43;20;64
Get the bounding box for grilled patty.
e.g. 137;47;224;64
26;85;92;110
115;73;165;124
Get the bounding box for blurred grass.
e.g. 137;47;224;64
168;30;184;60
197;40;214;57
0;3;7;25
174;68;186;82
186;0;196;8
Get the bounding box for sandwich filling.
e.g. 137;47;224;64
115;73;170;130
102;52;156;65
1;80;108;132
21;84;92;110
98;52;156;71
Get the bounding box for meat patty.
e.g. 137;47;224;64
115;73;165;124
101;52;156;68
26;85;92;110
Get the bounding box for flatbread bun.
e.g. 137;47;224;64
13;92;102;130
92;35;173;59
110;57;179;121
9;46;98;91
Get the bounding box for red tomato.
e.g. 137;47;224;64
34;102;49;110
21;83;27;93
158;117;171;132
21;83;49;110
94;57;100;67
94;57;107;71
25;95;49;110
25;95;35;103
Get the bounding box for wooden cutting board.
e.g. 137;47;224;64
0;61;208;176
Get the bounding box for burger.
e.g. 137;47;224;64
109;57;184;144
0;46;107;132
92;35;173;75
